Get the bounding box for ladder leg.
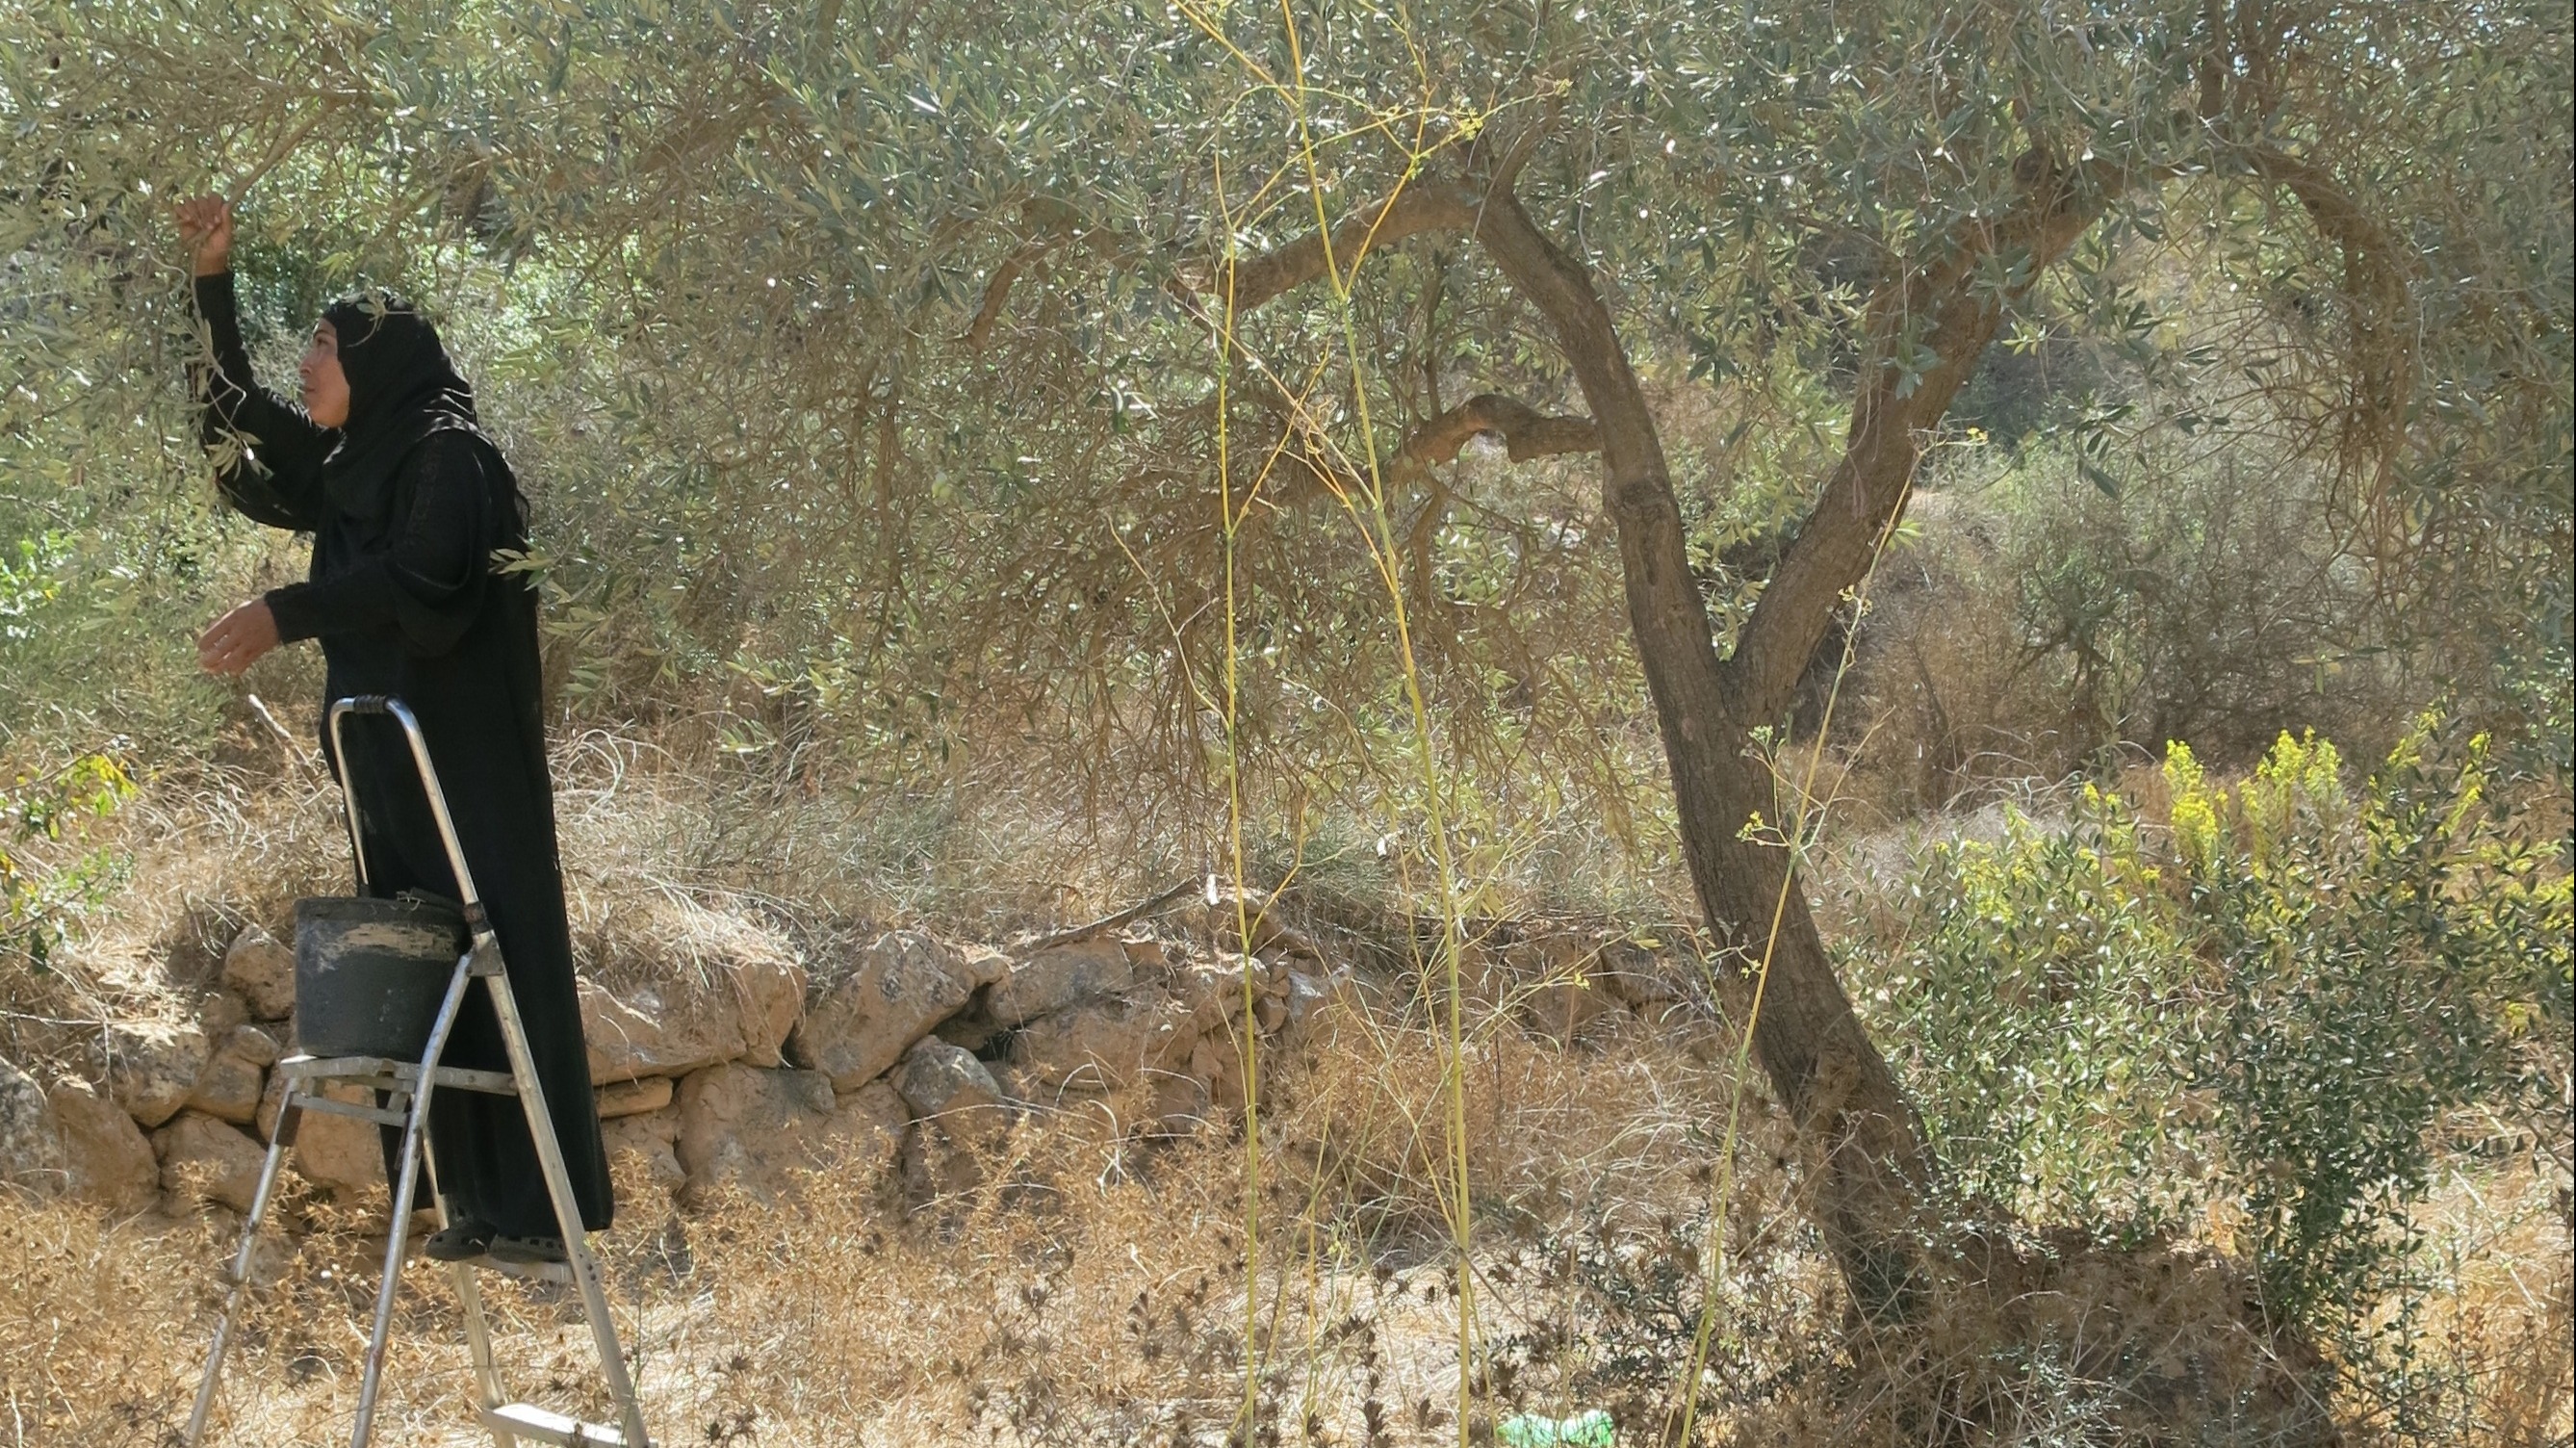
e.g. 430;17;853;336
451;1263;520;1448
368;697;647;1444
425;1136;517;1448
484;969;652;1447
184;1089;304;1447
349;956;477;1448
348;1087;425;1448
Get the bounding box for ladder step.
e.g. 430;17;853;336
469;1254;574;1285
291;1096;411;1126
479;1403;626;1445
280;1053;519;1095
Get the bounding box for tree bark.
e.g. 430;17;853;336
1465;189;1941;1317
1224;158;2115;1320
1726;163;2117;722
1400;393;1598;467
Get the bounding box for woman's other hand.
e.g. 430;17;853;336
175;194;233;277
196;599;279;675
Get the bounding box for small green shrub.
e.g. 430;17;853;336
2177;726;2568;1329
1851;784;2208;1235
0;748;134;969
1853;719;2572;1350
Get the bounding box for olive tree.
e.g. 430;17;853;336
6;0;2566;1333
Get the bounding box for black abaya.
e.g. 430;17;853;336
193;273;613;1236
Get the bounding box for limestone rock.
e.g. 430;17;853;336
738;962;807;1067
596;1075;675;1119
1189;1030;1249;1113
675;1063;899;1203
792;931;996;1091
1147;1071;1214;1136
961;944;1010;988
1277;970;1339;1041
579;903;808;1082
1011;995;1196;1094
259;1073;383;1194
893;1038;1006;1120
196;990;249;1041
293;1090;386;1194
254;1069;286;1140
1209;889;1322;960
989;937;1133;1027
229;1022;282;1068
156;1110;267;1212
580;949;808;1084
221;924;298;1020
1522;977;1615;1045
894;1040;1014;1202
602;1107;684;1194
1497;935;1620;1044
185;1051;264;1126
90;1020;211;1129
45;1076;159;1213
828;1080;909;1184
1591;940;1685;1009
1168;954;1267;1033
0;1057;65;1194
187;1025;279;1125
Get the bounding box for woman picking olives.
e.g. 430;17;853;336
176;195;611;1264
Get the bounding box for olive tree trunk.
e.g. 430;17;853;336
1231;154;2110;1319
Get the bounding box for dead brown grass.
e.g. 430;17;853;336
5;1003;2564;1446
3;749;2566;1447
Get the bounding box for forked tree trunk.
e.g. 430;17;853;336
1470;167;2108;1318
1187;34;2398;1341
1471;191;1946;1319
1230;159;2109;1321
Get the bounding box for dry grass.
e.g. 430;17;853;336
5;999;2565;1446
3;744;2566;1448
2400;1160;2576;1448
0;1003;1769;1446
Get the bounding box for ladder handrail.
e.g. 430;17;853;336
325;695;491;935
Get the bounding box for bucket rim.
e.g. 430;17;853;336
294;892;466;929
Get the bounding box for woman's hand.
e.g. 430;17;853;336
197;599;279;676
174;194;234;277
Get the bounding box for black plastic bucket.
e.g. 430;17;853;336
293;894;468;1058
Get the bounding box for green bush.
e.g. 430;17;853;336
1853;719;2572;1340
0;748;133;969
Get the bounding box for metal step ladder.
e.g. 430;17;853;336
184;696;651;1448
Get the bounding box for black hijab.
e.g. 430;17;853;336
317;290;482;526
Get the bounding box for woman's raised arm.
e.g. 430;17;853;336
177;196;333;530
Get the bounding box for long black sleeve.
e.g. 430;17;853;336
264;430;504;655
193;272;334;530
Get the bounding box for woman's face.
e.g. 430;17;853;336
299;320;350;427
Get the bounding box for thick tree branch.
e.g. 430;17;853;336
1400;393;1598;468
1725;159;2124;723
1200;124;1539;323
1224;184;1481;314
958;195;1107;349
963;238;1054;349
2237;143;2415;469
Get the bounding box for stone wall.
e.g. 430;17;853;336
2;903;1687;1219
